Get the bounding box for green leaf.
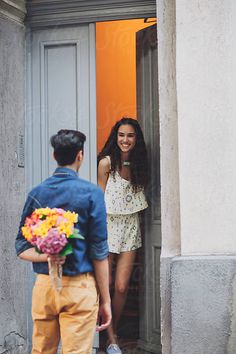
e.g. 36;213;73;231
69;228;84;240
59;243;73;256
35;247;43;254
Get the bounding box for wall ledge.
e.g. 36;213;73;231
171;254;236;261
26;0;156;28
0;0;26;24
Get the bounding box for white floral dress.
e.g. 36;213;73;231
104;156;148;254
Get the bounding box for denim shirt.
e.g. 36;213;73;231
15;167;108;276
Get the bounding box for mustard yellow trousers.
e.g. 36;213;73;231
31;273;99;354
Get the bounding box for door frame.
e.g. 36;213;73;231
25;23;97;349
25;0;158;351
25;1;157;189
26;0;156;28
136;24;161;353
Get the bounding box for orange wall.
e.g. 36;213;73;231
96;19;155;152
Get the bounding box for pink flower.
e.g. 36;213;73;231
36;228;68;255
53;208;65;215
55;215;66;226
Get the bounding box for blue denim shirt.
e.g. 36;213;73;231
15;167;108;276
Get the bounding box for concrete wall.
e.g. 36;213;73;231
171;256;236;354
1;0;235;352
158;0;236;353
159;0;236;256
157;0;181;352
176;0;236;255
158;0;181;258
0;11;28;353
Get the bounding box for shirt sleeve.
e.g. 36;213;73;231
87;187;109;260
15;193;35;256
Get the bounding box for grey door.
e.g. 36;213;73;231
26;24;97;189
26;24;97;352
136;24;161;353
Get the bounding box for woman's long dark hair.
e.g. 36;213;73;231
98;117;148;191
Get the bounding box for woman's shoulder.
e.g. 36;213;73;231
98;156;111;169
98;156;111;181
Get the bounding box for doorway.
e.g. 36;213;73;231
96;19;152;152
96;19;160;353
26;5;159;354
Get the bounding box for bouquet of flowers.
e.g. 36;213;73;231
21;207;84;291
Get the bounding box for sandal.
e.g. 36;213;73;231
106;343;122;354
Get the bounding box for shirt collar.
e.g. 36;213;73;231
53;167;78;178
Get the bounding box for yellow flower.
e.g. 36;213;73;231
63;211;78;224
57;222;73;237
22;208;79;242
22;226;32;240
44;215;57;228
34;223;50;237
34;207;56;219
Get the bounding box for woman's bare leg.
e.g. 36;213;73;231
107;253;117;344
107;250;136;344
108;253;115;287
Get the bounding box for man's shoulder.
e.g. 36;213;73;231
28;182;43;196
28;175;104;199
28;175;52;191
27;175;57;199
77;177;103;195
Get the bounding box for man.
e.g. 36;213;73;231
15;129;111;354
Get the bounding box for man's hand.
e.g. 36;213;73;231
96;302;112;332
93;258;111;331
48;254;66;265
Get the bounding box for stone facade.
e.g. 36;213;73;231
158;0;236;353
1;0;236;353
0;2;28;352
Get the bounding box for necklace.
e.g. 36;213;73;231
122;161;130;166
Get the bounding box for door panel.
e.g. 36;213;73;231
27;24;96;188
26;24;97;352
136;24;161;353
43;43;78;176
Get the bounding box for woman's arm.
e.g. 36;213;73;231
97;158;110;192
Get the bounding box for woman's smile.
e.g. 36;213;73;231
117;124;136;153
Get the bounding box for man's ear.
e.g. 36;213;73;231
77;150;83;161
52;152;56;161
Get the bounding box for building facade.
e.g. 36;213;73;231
0;0;236;353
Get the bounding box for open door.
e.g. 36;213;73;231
136;24;161;353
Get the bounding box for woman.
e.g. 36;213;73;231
98;117;148;354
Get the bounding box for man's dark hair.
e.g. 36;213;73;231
50;129;86;166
